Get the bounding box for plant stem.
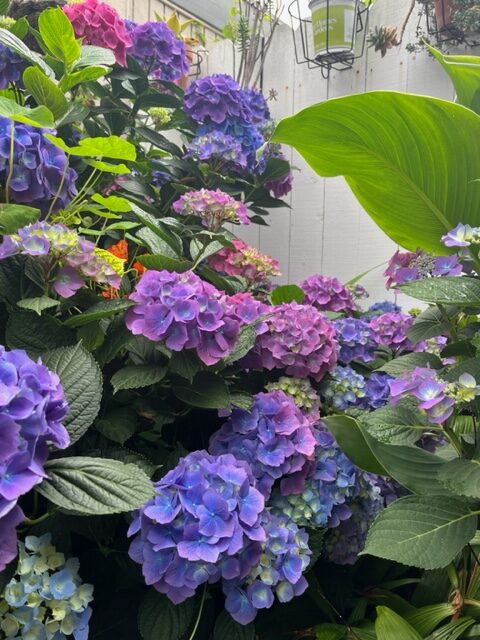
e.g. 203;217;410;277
25;511;53;526
187;584;206;640
5;121;15;204
46;155;71;219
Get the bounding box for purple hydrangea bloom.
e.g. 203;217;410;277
243;302;338;382
385;249;462;288
222;511;311;625
0;43;27;89
198;119;265;172
300;274;357;314
128;450;266;604
184;131;248;172
442;223;479;248
0;505;24;572
321;366;366;411
0;346;69;571
184;74;254;125
209;390;317;498
241;88;271;122
266;169;293;199
125;270;246;366
363;301;401;317
361;372;393;410
334;318;376;364
128;21;189;81
265;377;321;428
173;188;250;231
369;312;417;353
0;118;77;213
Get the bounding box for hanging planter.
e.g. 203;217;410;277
425;0;480;46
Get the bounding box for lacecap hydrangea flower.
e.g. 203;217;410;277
127;21;189;81
300;274;357;314
334;317;377;364
0;347;69;570
243;302;338;382
369;312;417;353
384;249;462;288
0;118;77;213
0;42;27;88
1;534;93;640
442;223;480;248
125;269;248;366
128;450;266;604
209;239;281;285
209;390;317;498
173;189;250;231
0;222;123;298
222;511;311;625
64;0;132;66
184;131;248;172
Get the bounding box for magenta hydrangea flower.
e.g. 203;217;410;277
385;249;462;289
243;302;337;381
369;312;417;353
0;346;69;571
300;274;357;314
173;189;250;231
125;270;246;366
128;21;189;80
209;390;317;498
184;74;254;125
128;450;266;604
64;0;132;66
209;239;281;285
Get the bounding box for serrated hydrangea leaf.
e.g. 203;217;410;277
213;611;254;640
173;371;230;408
138;590;196;640
17;296;60;315
407;306;457;343
63;298;134;327
95;318;133;367
0;203;40;234
168;350;202;382
224;325;258;365
400;277;480;306
270;284;305;305
111;365;167;394
375;607;422;640
362;496;477;569
6;310;75;357
42;343;102;443
36;456;154;514
378;352;443;376
136;254;192;273
437;458;480;499
96;407;137;444
364;402;429;446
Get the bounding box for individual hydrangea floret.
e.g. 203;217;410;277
300;274;357;314
209;390;317;498
0;118;77;213
321;365;366;411
64;0;132;65
442;223;480;248
173;189;250;231
128;450;266;604
0;42;27;88
0;347;69;570
385;249;462;288
183;74;254;125
361;372;393;410
184;131;248;172
128;21;189;80
222;512;311;625
265;377;321;427
334;317;377;364
369;312;417;353
209;239;281;285
2;534;93;640
243;302;338;381
0;222;123;297
125;269;245;366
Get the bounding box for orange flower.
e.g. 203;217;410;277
133;260;147;276
102;288;119;300
108;239;129;261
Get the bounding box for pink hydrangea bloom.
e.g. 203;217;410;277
369;312;417;353
173;189;250;231
209;239;281;285
64;0;132;66
300;274;357;314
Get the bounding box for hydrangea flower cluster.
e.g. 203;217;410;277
369;312;416;353
64;0;132;66
271;428;358;529
362;372;393;410
222;512;311;625
172;189;250;231
389;368;480;424
300;274;357;314
128;451;266;604
363;300;401;317
321;366;367;411
385;249;462;288
265;377;321;427
209;239;281;285
244;302;338;381
0;222;123;297
0;347;69;571
209;390;317;498
334;318;377;364
125;269;246;366
1;534;93;640
127;21;189;80
442;223;480;247
265;167;294;199
0;42;26;89
0;118;77;213
198;119;264;173
184;131;248;172
241;88;271;123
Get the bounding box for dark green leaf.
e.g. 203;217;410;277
136;126;183;156
63;299;134;328
96;407;137;445
375;607;422;640
214;611;254;640
138;590;196;640
0;203;40;233
137;254;192;273
270;284;305;305
168;350;202;382
111;365;167;394
6;310;74;356
174;371;230;409
407;306;457;343
437;458;480;499
378;352;443;376
0;28;55;78
133;92;181;116
400;277;480;306
224;325;258;365
131;205;182;256
17;295;60;315
364;402;428;446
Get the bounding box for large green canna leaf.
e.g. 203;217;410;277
427;44;480;114
271;92;480;253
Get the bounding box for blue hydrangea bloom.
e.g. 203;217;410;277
360;372;393;410
363;300;401;317
185;131;248;172
334;317;377;364
321;366;367;410
198;119;265;173
0;43;26;88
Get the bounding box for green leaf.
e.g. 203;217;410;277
137;254;192;273
84;159;130;174
272;92;480;253
96;407;137;445
95;320;133;367
224;325;258;365
59;66;109;92
0;0;9;14
63;299;134;328
429;618;476;640
214;611;254;640
77;44;115;67
428;44;480;114
0;203;40;233
270;284;305;305
45;134;136;160
91;194;132;212
77;322;104;352
437;458;480;499
400;277;480;306
22;67;69;120
174;371;230;409
136;126;183;156
131;205;182;256
42;343;102;444
138;227;177;257
111;365;167;394
17;296;60;315
6;310;74;357
363;402;428;446
0;28;55;78
378;352;443;376
0;97;54;127
168;350;202;382
38;8;81;67
362;496;478;569
408;306;458;343
133;91;182;115
36;456;154;514
55;102;90;127
138;590;196;640
375;607;422;640
404;603;455;637
314;624;347;640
